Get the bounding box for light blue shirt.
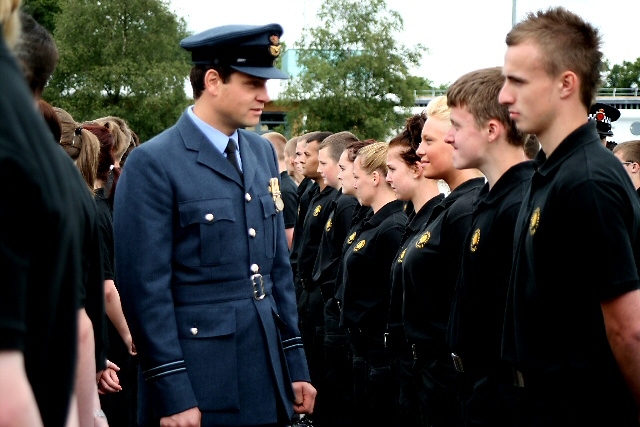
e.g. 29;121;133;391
186;106;242;171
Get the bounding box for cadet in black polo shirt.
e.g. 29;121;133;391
294;130;337;427
402;96;485;427
307;131;360;426
339;142;407;427
290;134;317;299
444;67;533;426
499;8;640;426
386;112;444;426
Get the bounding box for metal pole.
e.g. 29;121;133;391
512;0;517;27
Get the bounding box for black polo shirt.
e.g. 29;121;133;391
502;122;640;424
402;178;484;357
446;162;534;379
340;200;407;337
387;194;444;351
334;205;373;305
296;185;339;284
290;178;317;271
280;171;299;230
312;190;359;297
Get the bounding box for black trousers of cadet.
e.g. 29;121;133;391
297;283;327;426
323;297;355;427
348;330;398;427
413;353;464;427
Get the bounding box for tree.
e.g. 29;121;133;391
603;58;640;89
278;0;426;140
21;0;61;34
45;0;191;142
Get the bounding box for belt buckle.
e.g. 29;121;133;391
251;274;265;300
451;352;464;372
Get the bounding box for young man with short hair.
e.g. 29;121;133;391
498;7;640;425
444;66;533;426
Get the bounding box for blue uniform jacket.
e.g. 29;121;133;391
113;112;310;426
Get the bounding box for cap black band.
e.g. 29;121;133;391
191;45;276;68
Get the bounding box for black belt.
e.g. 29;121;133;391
299;278;318;291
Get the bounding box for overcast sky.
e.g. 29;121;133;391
169;0;640;87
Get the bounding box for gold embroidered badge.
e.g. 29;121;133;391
470;228;481;252
354;239;366;251
313;205;321;216
529;207;540;235
347;232;357;244
415;231;431;249
325;218;333;231
269;35;281;58
268;178;284;213
397;248;407;263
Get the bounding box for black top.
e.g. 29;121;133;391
289;178;317;269
280;171;298;229
340;199;407;338
402;178;485;357
0;33;103;427
334;204;373;305
446;162;534;379
296;184;339;284
502;122;640;422
312;190;359;297
96;188;115;281
387;194;444;352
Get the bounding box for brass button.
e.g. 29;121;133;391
190;327;198;335
205;213;214;222
245;193;252;202
248;228;256;237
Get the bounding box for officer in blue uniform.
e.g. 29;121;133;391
114;23;316;427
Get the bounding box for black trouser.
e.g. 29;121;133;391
297;283;327;426
349;332;398;426
322;298;355;427
413;355;464;427
459;365;522;427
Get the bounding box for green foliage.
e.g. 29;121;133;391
279;0;426;141
603;58;640;89
45;0;192;142
21;0;61;33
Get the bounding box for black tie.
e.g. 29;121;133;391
225;138;242;177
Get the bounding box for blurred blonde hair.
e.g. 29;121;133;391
54;107;100;191
93;116;133;163
426;95;451;127
0;0;22;47
356;141;390;176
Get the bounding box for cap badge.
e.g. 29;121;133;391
529;207;541;235
269;34;281;58
470;228;481;252
415;231;431;249
596;109;606;121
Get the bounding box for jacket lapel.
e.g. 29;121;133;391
177;114;243;187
